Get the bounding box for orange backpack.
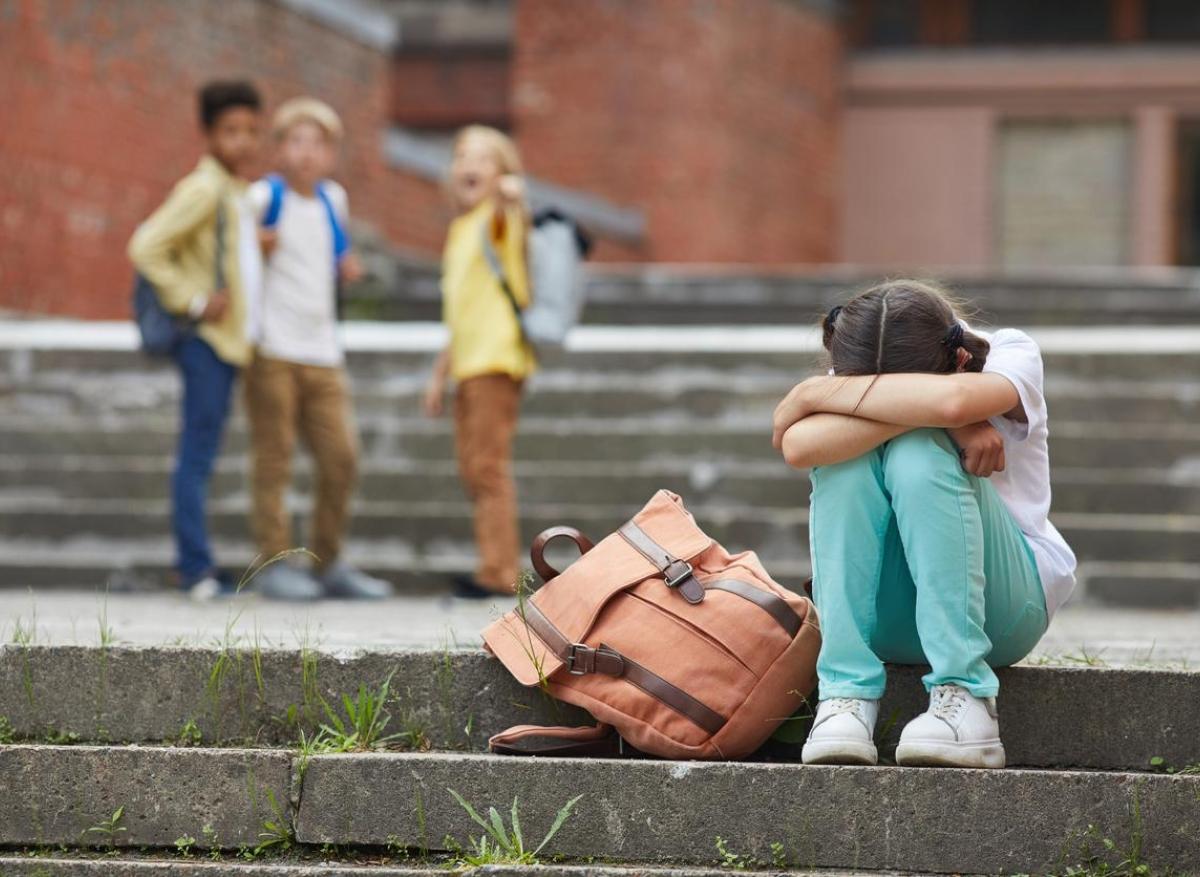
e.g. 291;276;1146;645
483;490;821;760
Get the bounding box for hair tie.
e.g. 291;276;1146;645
942;323;965;350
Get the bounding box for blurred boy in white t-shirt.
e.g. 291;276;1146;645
243;97;391;601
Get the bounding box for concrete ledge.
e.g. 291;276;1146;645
0;859;875;876
295;752;1200;874
0;746;291;848
0;648;1197;771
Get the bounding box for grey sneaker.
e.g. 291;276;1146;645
320;561;393;600
255;563;323;602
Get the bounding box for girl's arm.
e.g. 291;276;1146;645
781;414;912;469
423;347;451;418
773;372;1022;448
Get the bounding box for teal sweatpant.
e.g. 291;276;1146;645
808;428;1048;700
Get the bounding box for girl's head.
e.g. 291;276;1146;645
822;280;989;376
448;125;523;213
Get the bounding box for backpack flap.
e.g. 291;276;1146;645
482;490;712;687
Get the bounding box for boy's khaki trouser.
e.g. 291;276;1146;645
454;373;523;593
244;354;359;571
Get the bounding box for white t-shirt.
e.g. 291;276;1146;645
246;179;348;367
978;327;1078;617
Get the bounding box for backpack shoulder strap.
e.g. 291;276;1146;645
315;180;350;261
261;174;286;229
480;220;523;320
489;723;635;758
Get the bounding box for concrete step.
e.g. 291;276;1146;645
298;752;1200;874
1;647;1195;772
4;540;1195;608
3;457;1199;516
0;498;1197;568
8;367;1200;425
3;416;1198;471
359;262;1200;327
6;328;1200;383
0;860;879;877
1;741;1194;874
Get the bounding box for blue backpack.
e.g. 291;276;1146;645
131;197;226;357
261;174;351;318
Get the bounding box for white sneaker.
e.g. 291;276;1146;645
895;684;1006;768
801;698;879;765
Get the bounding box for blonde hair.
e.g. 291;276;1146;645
453;124;523;175
272;97;343;142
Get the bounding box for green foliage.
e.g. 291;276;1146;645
315;670;406;752
177;718;202;747
174;833;196;857
81;806;127;850
0;715;15;744
201;823;221;860
1149;755;1200;775
1050;790;1174;877
715;836;753;870
253;788;293;856
445;788;582;866
714;836;788;870
44;727;80;745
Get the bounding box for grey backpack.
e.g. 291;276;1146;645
482;208;591;354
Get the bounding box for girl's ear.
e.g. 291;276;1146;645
955;346;974;373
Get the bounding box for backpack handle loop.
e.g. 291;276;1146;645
530;526;594;584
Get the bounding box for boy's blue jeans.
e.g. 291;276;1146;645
171;336;237;583
809;428;1047;700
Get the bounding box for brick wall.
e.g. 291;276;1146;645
0;0;452;319
511;0;842;264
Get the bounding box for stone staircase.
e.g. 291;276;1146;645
0;645;1197;874
2;298;1200;607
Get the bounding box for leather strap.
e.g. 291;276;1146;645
530;526;595;583
489;723;639;758
519;601;726;735
615;647;726;735
618;520;705;604
703;579;802;638
522;600;626;676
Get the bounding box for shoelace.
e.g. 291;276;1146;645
824;698;863;715
929;685;968;721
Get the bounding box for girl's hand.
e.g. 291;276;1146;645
423;374;445;418
948;421;1006;477
497;174;525;207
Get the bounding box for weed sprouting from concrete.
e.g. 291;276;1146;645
316;669;405;752
176;718;202;747
81;806;126;851
1061;646;1109;668
12;601;38;712
445;788;582;866
173;833;196;857
201;823;221;859
0;715;14;744
1049;786;1173;877
43;727;80;745
253;788;294;856
1149;756;1200;775
714;836;789;870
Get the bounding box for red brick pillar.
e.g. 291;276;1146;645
511;0;842;263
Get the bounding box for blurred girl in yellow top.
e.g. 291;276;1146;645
424;125;534;598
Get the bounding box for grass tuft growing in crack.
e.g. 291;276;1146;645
444;788;582;866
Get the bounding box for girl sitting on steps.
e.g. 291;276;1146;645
772;279;1076;768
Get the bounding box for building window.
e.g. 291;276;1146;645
970;0;1112;44
996;120;1131;268
1146;0;1200;41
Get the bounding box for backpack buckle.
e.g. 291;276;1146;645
663;560;694;589
566;643;594;675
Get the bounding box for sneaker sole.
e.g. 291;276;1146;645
801;738;878;766
895;739;1006;769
